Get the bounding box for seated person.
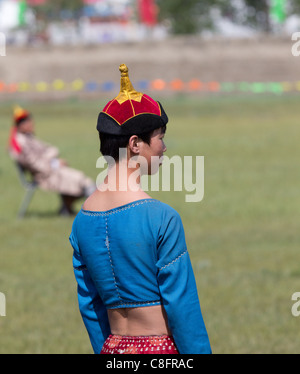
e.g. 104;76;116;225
8;106;96;215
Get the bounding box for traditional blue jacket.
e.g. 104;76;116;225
69;198;211;354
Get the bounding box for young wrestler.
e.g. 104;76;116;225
69;64;211;354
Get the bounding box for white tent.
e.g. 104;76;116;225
0;0;19;31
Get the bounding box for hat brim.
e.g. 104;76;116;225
15;114;31;126
97;102;168;135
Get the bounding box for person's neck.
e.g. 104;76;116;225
100;158;142;193
18;130;33;136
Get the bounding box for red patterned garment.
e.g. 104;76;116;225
100;335;179;354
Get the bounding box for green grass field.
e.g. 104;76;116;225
0;93;300;353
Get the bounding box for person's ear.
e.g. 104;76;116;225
128;135;140;155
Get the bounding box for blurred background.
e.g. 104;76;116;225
0;0;300;354
1;0;300;98
1;0;300;44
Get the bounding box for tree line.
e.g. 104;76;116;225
156;0;300;34
30;0;300;34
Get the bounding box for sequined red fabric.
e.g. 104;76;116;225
100;335;178;354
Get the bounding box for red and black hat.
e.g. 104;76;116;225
13;105;31;126
97;64;168;135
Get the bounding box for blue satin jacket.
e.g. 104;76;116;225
69;198;211;354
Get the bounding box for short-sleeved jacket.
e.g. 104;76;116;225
69;198;211;354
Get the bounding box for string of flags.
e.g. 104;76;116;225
0;79;299;94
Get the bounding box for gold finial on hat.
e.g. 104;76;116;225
115;64;143;104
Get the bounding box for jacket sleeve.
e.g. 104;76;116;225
156;208;211;354
70;230;110;354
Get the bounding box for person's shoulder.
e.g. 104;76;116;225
14;132;27;146
153;199;179;213
150;199;182;222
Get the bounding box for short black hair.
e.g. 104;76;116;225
15;115;31;126
99;125;166;162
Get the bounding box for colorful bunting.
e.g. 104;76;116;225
0;78;299;95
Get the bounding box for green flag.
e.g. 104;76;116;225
18;0;27;26
270;0;286;24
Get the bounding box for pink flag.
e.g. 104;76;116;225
138;0;157;26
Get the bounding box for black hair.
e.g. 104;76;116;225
99;125;166;162
15;115;31;126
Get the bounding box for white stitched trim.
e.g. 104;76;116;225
109;300;161;309
81;199;157;216
159;250;188;271
105;216;122;301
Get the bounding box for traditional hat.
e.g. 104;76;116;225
13;105;30;125
9;105;29;154
97;64;168;135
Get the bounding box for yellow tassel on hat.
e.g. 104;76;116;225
13;105;30;124
115;64;143;105
13;105;28;120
